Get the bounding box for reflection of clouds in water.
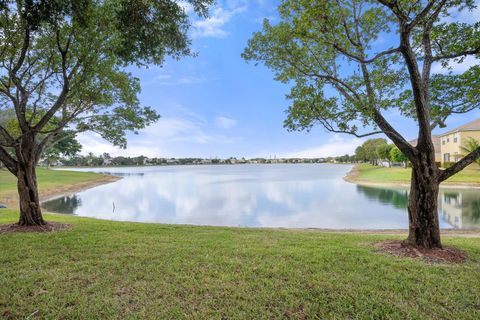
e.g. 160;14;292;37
256;182;407;229
44;164;479;229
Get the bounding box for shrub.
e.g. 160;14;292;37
442;162;456;169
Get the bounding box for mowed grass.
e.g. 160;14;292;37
356;163;480;184
0;168;112;202
0;210;480;319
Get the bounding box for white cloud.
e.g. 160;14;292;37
277;135;365;158
432;55;479;75
149;75;219;86
154;74;171;80
215;116;237;129
192;6;246;38
441;2;480;24
163;77;203;85
77;109;240;157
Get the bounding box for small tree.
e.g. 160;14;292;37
243;0;480;248
0;0;213;226
363;138;387;165
390;146;408;168
376;144;393;167
460;138;480;167
355;145;367;162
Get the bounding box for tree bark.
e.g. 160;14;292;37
17;159;45;226
15;133;46;226
406;156;442;249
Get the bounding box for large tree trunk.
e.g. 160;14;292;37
406;156;442;249
17;160;45;226
16;134;45;226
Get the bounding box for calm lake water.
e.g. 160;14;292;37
42;164;480;229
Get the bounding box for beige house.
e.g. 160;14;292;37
409;135;442;163
439;119;480;166
439;190;480;229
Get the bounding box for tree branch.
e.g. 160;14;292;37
439;147;480;182
0;145;17;175
432;48;480;61
320;123;383;138
377;0;408;22
406;0;437;31
0;124;15;147
9;27;30;131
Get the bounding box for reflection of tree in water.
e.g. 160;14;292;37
443;192;460;205
471;200;480;222
43;195;81;214
356;186;408;210
460;191;480;225
357;186;480;229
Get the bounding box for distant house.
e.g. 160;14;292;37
409;135;442;163
439;119;480;167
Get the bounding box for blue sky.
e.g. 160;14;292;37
77;0;480;159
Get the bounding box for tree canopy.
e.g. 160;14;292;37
0;0;213;174
243;0;480;179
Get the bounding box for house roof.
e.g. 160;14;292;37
409;135;440;147
439;119;480;137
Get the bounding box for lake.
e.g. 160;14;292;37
42;164;480;229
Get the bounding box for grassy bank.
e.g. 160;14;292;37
0;210;479;319
0;168;117;207
353;163;480;185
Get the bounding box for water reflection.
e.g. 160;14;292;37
42;165;480;229
44;194;81;214
356;186;408;210
357;185;480;229
440;190;480;228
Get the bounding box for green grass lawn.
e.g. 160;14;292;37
0;210;479;319
355;164;480;184
0;168;113;204
1;167;480;318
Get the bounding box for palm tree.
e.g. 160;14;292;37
461;138;480;166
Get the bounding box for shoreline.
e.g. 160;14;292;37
2;174;121;209
5;210;480;237
39;174;122;206
344;164;480;189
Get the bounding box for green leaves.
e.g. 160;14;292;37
390;146;407;163
0;0;212;160
243;0;479;147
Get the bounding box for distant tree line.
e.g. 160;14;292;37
34;152;357;167
355;139;407;167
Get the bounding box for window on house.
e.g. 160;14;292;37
444;153;450;162
447;138;450;142
454;137;458;143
